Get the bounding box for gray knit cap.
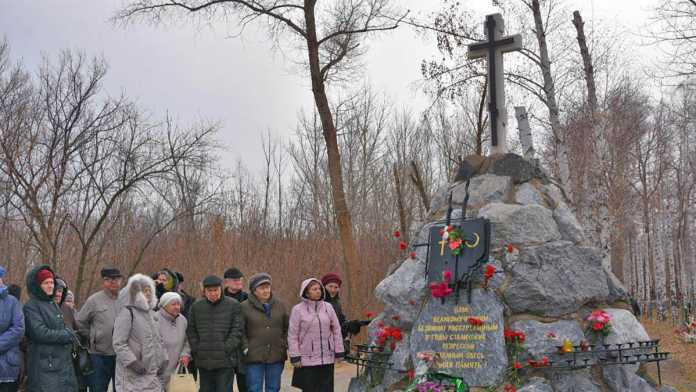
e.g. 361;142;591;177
249;272;272;292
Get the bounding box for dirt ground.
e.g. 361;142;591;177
641;317;696;392
277;362;355;391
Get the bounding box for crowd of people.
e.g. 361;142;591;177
0;264;359;392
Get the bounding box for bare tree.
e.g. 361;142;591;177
116;0;406;301
651;0;696;77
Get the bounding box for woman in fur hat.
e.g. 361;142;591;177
113;274;168;392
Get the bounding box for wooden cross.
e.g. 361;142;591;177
467;14;522;155
439;238;447;256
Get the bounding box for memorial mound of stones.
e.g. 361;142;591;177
349;153;676;392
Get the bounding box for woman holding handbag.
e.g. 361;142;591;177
23;265;79;392
113;274;168;392
156;292;192;390
288;278;344;392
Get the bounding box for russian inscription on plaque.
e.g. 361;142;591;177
410;289;507;387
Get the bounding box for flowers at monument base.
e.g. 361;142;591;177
376;325;403;352
527;356;550;368
560;339;574;353
416;351;437;363
586;309;612;336
467;317;484;326
429;270;454;299
414;381;444;392
438;225;480;256
483;264;496;288
504;329;526;346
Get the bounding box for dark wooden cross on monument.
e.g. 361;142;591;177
467;14;522;155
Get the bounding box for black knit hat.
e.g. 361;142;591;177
202;275;223;287
224;267;244;279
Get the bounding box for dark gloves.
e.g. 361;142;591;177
128;360;147;375
345;320;363;335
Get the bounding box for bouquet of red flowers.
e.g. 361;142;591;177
586;310;612;336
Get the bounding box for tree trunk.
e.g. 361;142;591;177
531;0;571;198
393;163;409;243
409;160;430;213
304;0;359;302
572;11;598;113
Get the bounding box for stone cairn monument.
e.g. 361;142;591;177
346;13;674;392
348;154;675;392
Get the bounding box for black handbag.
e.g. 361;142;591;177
72;334;95;378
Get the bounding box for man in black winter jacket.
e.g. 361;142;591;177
187;275;243;392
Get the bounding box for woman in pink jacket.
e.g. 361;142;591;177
288;278;344;392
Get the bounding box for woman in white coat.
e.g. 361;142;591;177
113;274;168;392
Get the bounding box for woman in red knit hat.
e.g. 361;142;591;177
23;265;79;391
320;273;347;340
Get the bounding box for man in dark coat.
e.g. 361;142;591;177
187;275;243;392
223;267;248;391
23;265;78;392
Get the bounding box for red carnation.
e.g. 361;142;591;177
409;251;417;259
399;241;407;250
484;264;496;279
443;270;452;282
507;244;515;253
592;322;604;331
408;299;417;306
391;315;401;321
364;311;376;319
467;317;484;326
407;369;415;380
394;230;401;238
514;361;522;369
504;384;516;392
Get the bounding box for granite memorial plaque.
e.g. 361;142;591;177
410;288;507;387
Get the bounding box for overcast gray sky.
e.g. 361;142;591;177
0;0;657;173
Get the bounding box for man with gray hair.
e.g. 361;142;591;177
76;267;123;392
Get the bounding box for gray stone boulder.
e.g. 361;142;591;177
547;370;602;392
515;182;546;207
658;386;679;392
374;259;427;326
381;337;411;387
605;265;630;303
478;203;561;246
430;174;512;214
602;366;657;392
509;319;585;360
603;308;650;346
599;308;654;392
519;377;553;392
503;241;610;317
347;377;369;392
552;202;586;244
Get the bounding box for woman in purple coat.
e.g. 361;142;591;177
288;278;344;392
